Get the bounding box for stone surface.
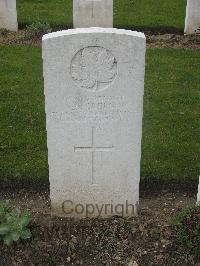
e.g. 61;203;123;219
184;0;200;34
42;28;146;218
0;0;18;31
73;0;113;28
197;176;200;205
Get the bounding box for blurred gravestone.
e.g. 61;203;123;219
73;0;113;28
197;177;200;206
0;0;18;31
184;0;200;34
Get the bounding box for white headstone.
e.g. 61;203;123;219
197;176;200;206
42;28;146;218
184;0;200;34
73;0;113;28
0;0;18;31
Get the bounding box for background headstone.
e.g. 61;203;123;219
0;0;18;31
197;176;200;206
73;0;113;28
184;0;200;34
42;28;146;218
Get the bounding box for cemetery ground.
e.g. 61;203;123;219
0;1;200;265
0;185;198;265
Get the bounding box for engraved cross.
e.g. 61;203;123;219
74;127;115;185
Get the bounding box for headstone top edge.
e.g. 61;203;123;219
42;27;146;41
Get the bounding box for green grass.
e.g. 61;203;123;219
142;48;200;181
17;0;73;28
114;0;186;31
0;45;47;181
17;0;186;31
0;45;199;183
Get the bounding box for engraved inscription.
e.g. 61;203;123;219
49;96;131;123
71;46;117;91
74;127;115;185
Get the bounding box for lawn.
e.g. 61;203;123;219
0;45;199;183
17;0;186;31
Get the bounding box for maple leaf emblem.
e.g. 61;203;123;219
71;46;117;91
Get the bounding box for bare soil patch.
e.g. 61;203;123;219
147;34;200;49
0;30;200;49
0;188;199;265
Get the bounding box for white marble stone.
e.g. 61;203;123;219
0;0;18;31
184;0;200;34
197;176;200;206
42;28;146;218
73;0;113;28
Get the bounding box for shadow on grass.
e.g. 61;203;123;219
117;25;184;35
19;23;184;35
140;179;198;196
0;177;198;195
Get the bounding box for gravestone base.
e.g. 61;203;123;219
0;0;18;31
51;191;139;218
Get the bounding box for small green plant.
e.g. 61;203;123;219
0;200;31;246
173;205;200;254
25;21;52;40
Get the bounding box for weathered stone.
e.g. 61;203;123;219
0;0;18;31
73;0;113;28
184;0;200;34
42;28;146;218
